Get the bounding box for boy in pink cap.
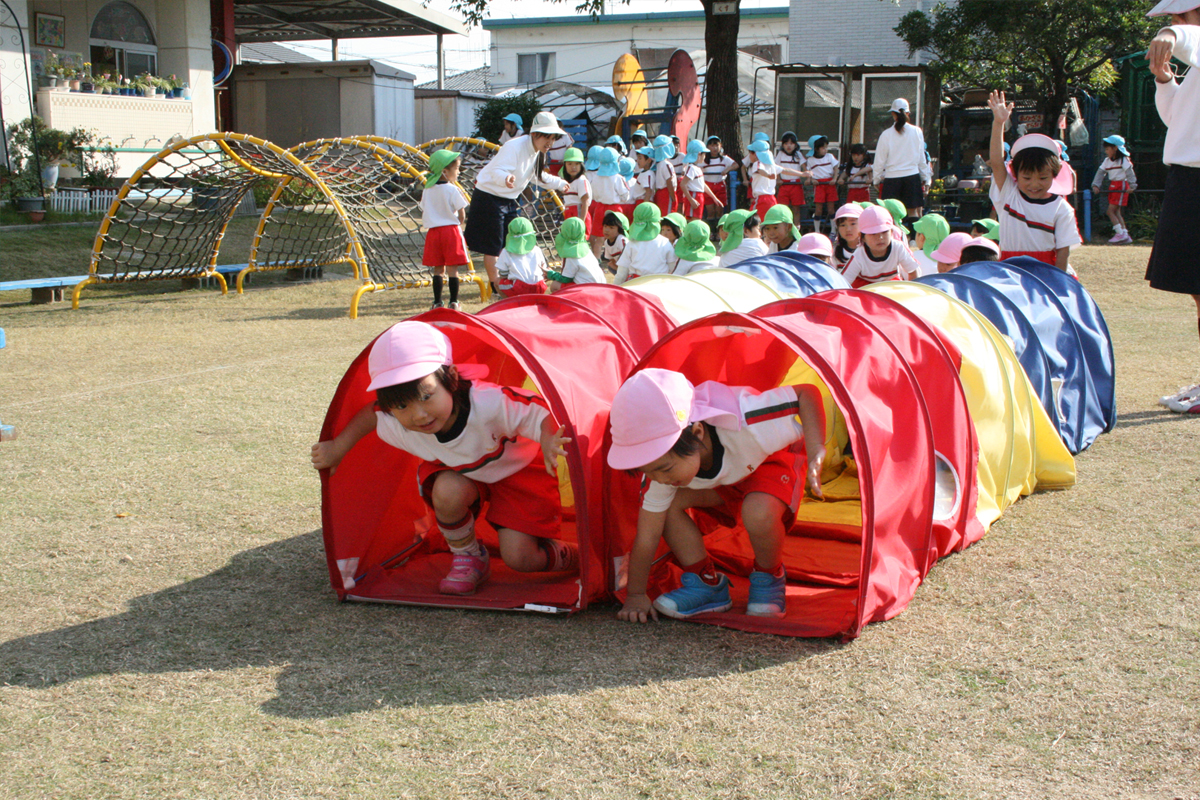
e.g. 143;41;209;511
607;369;827;622
311;321;576;595
987;90;1082;270
838;205;920;287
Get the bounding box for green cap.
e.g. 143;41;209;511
761;204;800;246
603;209;629;233
555;216;590;259
424;149;461;188
562;147;584;163
972;218;1000;241
720;209;755;253
877;198;907;226
662;212;687;235
911;213;950;258
505;216;537;255
675;220;717;263
628;202;663;242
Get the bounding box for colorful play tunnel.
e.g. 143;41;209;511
317;260;1114;638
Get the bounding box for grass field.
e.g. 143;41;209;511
0;244;1197;799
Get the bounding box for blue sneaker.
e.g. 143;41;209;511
746;568;787;617
652;573;732;619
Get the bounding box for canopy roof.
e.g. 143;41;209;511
234;0;467;43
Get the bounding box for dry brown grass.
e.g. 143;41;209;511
0;245;1196;799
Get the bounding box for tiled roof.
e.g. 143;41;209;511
239;42;319;64
416;65;493;93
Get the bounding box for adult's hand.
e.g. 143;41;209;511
1148;29;1177;83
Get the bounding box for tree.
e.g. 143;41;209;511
471;95;544;142
894;0;1157;131
451;0;744;160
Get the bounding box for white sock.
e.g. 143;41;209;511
440;514;484;556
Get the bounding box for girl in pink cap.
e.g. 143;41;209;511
831;203;862;271
311;321;576;596
987;90;1082;270
838;205;920;287
607;369;827;622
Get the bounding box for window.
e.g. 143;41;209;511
517;52;555;85
89;2;157;80
776;76;844;146
861;74;922;148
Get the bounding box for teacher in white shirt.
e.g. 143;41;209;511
872;98;932;222
464;111;570;290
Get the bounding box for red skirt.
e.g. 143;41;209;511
755;193;778;220
1108;180;1129;207
847;187;871;203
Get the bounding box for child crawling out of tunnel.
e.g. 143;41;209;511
311;321;577;595
607;368;826;622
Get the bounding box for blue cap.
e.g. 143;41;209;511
807;134;828;153
1103;134;1129;157
1053;139;1071;161
752;132;770;143
780;130;798;143
597;147;619;177
748;139;775;167
652;135;676;162
605;135;627;155
618;156;636;178
706;135;721;144
503;113;523;126
683;139;705;164
636;146;656;159
584;145;605;171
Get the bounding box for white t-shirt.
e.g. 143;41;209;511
641;385;808;512
748;162;779;197
873;124;932;184
420;182;468;230
776;148;805;183
807;153;839;182
496;247;548;285
840;240;919;284
591;173;629;205
560;252;605;285
766;240;801;254
988;178;1082;253
1156;24;1200;167
673;257;719;275
615;236;676;283
475;135;569;199
376;383;549;486
632;170;655;202
719;237;769;268
846;163;872;188
681;163;706;192
562;174;590;209
655;159;677;191
911;249;937;277
703;154;736;183
547;131;574;163
601;234;627;270
1093;156;1137;189
498;128;522;145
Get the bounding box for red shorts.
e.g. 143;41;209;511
813;183;839;204
755;193;778;220
563;204;591;236
418;457;561;539
496;277;547;297
852;275;901;289
777;183;806;206
617;203;636;219
1001;250;1056;266
697;452;803;529
654;187;675;215
546;163;563;177
847;187;871;203
676;184;687;213
683;190;705;220
705;181;728;208
590;202;615;234
1108;180;1129;207
422;224;469;268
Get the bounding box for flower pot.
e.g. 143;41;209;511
15;196;45;213
27;210;46;223
141;87;154;97
171;87;183;98
41;164;60;190
81;82;94;93
181;87;192;99
69;79;81;91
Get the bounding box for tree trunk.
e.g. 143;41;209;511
702;0;743;163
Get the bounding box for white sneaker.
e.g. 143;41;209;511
1159;383;1200;409
448;301;461;311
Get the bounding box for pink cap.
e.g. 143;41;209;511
796;232;833;258
834;203;862;221
366;321;452;391
967;236;1001;257
607;369;741;470
930;232;974;264
1008;133;1075;195
857;205;893;235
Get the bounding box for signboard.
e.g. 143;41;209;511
713;1;738;14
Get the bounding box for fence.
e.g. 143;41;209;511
49;189;118;214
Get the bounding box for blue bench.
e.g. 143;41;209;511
0;275;89;304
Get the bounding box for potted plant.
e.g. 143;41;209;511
79;62;94;93
6;116;95;191
4;166;46;216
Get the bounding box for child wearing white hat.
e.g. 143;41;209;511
311;321;577;595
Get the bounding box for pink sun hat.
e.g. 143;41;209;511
607;369;743;470
796;232;833;258
1009;134;1075;195
834;203;862;221
967;236;1001;257
857;205;894;235
367;321;454;391
930;232;974;264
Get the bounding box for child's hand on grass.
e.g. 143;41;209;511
617;594;657;623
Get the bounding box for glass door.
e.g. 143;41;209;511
860;73;922;149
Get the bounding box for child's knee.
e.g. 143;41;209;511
430;471;474;516
741;492;788;534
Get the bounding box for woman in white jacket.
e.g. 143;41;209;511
872;98;932;223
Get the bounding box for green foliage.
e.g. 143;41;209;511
471;95;544;143
2;163;43;201
451;0;607;26
6;116;96;169
1122;193;1160;241
895;0;1157;121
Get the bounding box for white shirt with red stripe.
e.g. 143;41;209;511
562;174;590;209
615;236;676;282
702;154;736;182
748;161;779;197
681;163;706;192
806;153;839;182
496;247;548;285
632;170;655;202
601;234;627;267
420;183;468;230
591;173;629;205
655;159;677;191
988;178;1082;253
840;240;919;284
560;252;605;285
776;148;805;183
641;385;808;512
1092;157;1137;191
375;384;550;485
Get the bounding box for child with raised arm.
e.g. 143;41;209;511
607;369;826;621
311;321;576;595
420;150;470;310
987;90;1081;270
1092;135;1138;244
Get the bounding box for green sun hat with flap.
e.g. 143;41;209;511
562;147;584;163
676;220;717;262
971;217;1000;241
720;209;755;253
424;149;462;188
505;216;537;255
628;202;663;242
911;213;950;258
761;204;800;244
603;209;629;233
877;198;907;225
662;212;687;236
555;216;590;259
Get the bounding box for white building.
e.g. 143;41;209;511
788;0;932;67
483;6;789;92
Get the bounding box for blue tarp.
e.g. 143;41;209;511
732;253;850;297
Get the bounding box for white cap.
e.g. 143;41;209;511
889;98;910;114
1148;0;1200;15
529;111;567;136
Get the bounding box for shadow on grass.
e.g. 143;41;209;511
1112;409;1199;428
0;531;839;718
